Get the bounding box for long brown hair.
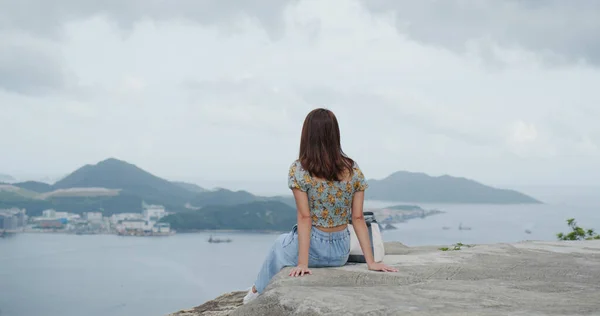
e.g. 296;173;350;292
299;108;354;181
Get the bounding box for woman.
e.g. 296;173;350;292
244;108;397;304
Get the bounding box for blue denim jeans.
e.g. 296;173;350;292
254;225;351;293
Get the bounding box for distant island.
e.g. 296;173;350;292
366;171;541;204
370;204;445;228
0;158;542;231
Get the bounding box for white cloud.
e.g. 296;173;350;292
1;0;599;193
511;121;538;144
120;76;146;93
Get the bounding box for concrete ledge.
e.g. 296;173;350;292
168;240;600;316
167;291;246;316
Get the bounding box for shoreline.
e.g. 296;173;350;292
177;229;284;234
7;229;286;236
9;212;446;237
8;207;447;237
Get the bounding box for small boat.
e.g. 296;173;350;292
525;229;532;234
442;226;451;230
208;235;232;243
75;231;98;235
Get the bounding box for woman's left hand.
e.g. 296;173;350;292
289;264;312;277
367;262;398;272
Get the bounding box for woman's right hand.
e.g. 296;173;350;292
367;262;398;272
289;264;312;277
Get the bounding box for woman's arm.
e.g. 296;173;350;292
287;161;312;277
290;188;312;277
351;191;375;264
293;189;312;266
351;191;398;272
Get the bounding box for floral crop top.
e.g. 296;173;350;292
288;160;369;228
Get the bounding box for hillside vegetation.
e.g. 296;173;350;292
160;201;296;231
12;181;53;193
173;181;207;193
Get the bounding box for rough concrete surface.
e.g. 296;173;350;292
169;240;600;316
167;291;246;316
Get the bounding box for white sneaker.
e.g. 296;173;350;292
243;286;259;305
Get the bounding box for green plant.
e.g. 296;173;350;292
439;242;474;251
557;218;600;241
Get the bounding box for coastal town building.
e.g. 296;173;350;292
142;205;167;221
116;219;172;236
0;208;27;231
42;209;55;218
110;213;143;224
40;209;80;221
152;222;171;234
2;205;172;236
37;219;66;229
83;212;103;222
118;219;150;231
0;214;18;230
114;205;172;236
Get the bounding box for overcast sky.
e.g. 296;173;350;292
1;0;599;195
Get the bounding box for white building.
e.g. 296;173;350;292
42;209;56;218
84;212;103;222
43;209;69;219
0;208;27;230
110;213;143;224
39;209;78;222
55;212;68;219
143;205;166;221
152;223;171;234
118;219;152;231
0;207;24;215
67;214;81;221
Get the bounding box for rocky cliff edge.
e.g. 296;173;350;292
167;240;600;316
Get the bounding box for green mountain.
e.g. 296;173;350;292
267;195;297;208
0;185;39;199
0;159;273;218
0;190;32;202
13;181;53;193
0;194;144;217
53;158;195;207
161;200;296;231
46;194;144;215
173;181;207;193
0;158;542;228
0;159;195;216
190;189;257;208
366;171;541;204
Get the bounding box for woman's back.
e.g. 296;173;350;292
288;160;368;228
244;108;396;304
